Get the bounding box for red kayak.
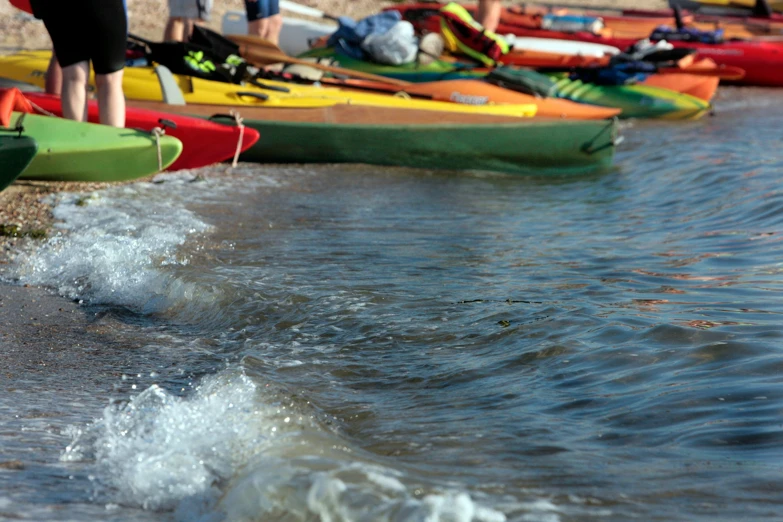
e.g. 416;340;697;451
23;92;260;171
623;7;783;24
390;3;783;87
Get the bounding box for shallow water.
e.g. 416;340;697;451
3;87;783;521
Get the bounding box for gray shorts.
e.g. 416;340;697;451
168;0;213;20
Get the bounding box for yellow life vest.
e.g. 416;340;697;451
439;2;509;67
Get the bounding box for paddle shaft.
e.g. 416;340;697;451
315;77;436;99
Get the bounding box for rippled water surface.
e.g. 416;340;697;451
3;87;783;521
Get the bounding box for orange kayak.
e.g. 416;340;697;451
642;58;742;101
315;78;622;120
641;73;718;101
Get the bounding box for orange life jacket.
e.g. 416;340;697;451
0;88;34;128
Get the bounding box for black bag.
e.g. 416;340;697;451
485;67;558;98
128;33;239;83
189;25;242;63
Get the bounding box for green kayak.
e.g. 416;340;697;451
242;117;617;176
299;47;710;120
14;112;183;182
0;134;37;191
151;102;619;177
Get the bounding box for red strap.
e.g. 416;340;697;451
0;88;34;128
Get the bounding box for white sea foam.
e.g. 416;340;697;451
61;366;507;522
62;370;278;512
11;179;216;313
9;168;295;314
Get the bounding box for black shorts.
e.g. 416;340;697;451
39;0;128;74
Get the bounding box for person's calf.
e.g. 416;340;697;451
248;18;269;38
95;70;126;128
60;61;90;122
265;14;283;45
164;17;187;42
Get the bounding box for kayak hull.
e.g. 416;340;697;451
547;75;711;119
624;7;783;23
16;113;183;182
0;134;38;191
128;100;619;177
21;92;260;171
317;78;622;119
238;119;615;176
641;72;719;102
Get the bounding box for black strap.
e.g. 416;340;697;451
754;0;773;17
235;91;269;101
673;5;685;30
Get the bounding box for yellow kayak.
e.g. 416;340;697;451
0;51;538;118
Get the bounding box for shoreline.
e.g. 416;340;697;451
0;0;666;261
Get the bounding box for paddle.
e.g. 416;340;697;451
310;77;438;100
226;34;413;86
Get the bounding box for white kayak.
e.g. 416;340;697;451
222;10;336;56
279;17;336;56
508;36;621;57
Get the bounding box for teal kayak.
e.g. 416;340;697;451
0;133;37;191
14;112;183;182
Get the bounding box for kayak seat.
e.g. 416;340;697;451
155;65;186;105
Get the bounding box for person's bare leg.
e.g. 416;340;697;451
184;19;196;40
44;53;62;96
60;61;90;122
477;0;501;32
164;17;186;41
95;70;125;128
248;17;269;38
264;13;282;45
